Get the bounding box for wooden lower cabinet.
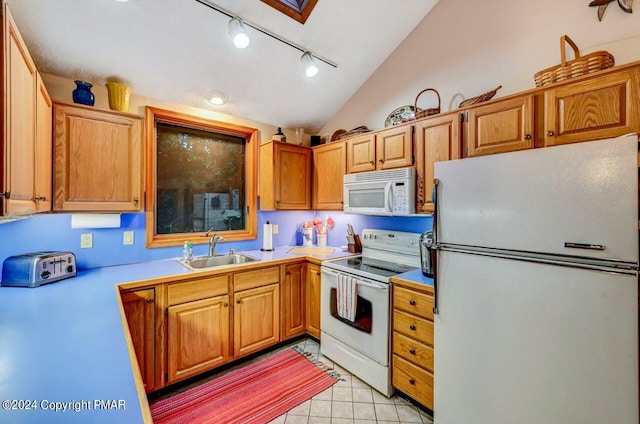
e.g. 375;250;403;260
121;288;156;392
234;283;280;357
282;262;306;339
306;263;321;339
391;279;435;410
167;295;231;384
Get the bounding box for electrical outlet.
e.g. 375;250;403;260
123;231;134;245
80;233;93;249
272;224;279;234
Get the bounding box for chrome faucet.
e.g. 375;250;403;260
205;228;224;256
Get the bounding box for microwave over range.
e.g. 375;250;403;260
343;167;416;216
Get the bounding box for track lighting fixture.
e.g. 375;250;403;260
301;52;319;78
228;17;250;49
195;0;338;73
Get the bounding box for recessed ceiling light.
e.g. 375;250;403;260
206;90;228;106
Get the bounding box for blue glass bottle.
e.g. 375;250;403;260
72;80;95;106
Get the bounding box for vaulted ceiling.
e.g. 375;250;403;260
10;0;438;133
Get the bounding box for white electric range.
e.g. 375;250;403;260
320;229;421;396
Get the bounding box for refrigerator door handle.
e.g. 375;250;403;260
431;178;440;315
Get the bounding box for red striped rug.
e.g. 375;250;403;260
150;348;339;424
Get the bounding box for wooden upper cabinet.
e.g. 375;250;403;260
52;103;144;212
466;95;534;157
35;73;52;213
415;113;461;213
544;67;640;146
376;125;413;169
346;126;413;173
259;140;311;210
346;132;376;173
312;141;345;210
1;3;37;216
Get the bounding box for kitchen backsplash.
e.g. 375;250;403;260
0;211;432;270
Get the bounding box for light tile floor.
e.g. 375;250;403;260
263;338;434;424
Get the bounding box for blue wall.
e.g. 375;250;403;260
0;211;432;270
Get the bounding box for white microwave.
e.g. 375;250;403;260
343;167;416;216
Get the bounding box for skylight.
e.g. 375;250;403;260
261;0;318;24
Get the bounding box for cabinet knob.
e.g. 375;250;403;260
409;324;416;331
236;300;242;304
316;272;321;276
146;297;154;303
379;159;385;163
369;160;374;164
223;303;229;307
133;197;139;205
276;200;281;204
409;378;416;385
0;191;10;199
546;130;555;137
524;134;532;140
409;300;416;306
409;349;416;355
35;195;47;201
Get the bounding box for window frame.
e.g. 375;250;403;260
145;106;258;248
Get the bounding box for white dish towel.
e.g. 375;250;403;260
337;274;358;322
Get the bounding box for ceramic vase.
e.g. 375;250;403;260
72;80;95;106
317;234;327;247
105;81;132;112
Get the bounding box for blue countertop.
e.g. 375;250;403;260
0;246;350;424
394;268;435;288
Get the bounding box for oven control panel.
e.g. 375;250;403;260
361;229;420;257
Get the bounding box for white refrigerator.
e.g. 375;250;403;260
430;134;639;424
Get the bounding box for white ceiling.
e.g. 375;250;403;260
10;0;438;133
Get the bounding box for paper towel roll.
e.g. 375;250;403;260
261;221;274;251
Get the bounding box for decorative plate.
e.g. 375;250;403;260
331;129;347;141
385;105;419;127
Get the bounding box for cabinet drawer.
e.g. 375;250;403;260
392;354;433;409
233;266;280;292
393;331;434;372
393;286;434;320
168;275;229;305
393;310;434;344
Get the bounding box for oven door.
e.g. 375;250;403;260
320;267;391;365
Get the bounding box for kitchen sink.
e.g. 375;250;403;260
178;254;260;270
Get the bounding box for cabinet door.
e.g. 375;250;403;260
34;73;52;212
544;67;640;146
415;113;461;213
346;133;376;173
376;125;413;170
2;4;37;216
274;142;311;209
306;263;321;339
121;288;156;392
234;283;280;357
282;263;306;339
167;295;230;384
466;95;534;157
53;103;143;212
312;141;345;210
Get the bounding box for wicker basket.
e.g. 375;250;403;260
459;85;502;108
414;88;441;119
534;35;614;87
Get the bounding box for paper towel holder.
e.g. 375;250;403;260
260;220;275;251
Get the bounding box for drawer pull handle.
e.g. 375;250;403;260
409;349;416;355
409;378;416;385
409;324;416;331
409;300;416;306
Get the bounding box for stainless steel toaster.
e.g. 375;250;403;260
1;251;77;288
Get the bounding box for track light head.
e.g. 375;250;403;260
228;17;250;49
301;52;318;77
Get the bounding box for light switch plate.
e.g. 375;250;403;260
272;224;279;234
123;231;134;245
81;233;93;249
